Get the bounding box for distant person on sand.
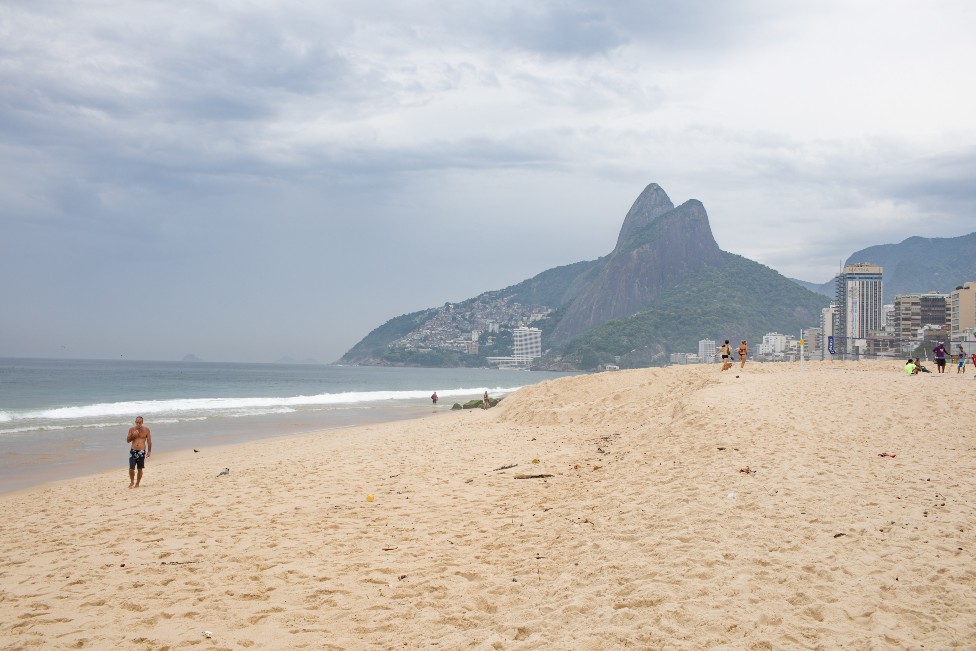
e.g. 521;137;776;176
431;392;438;405
932;342;947;373
126;416;152;488
737;340;748;368
914;358;930;374
904;358;918;375
957;346;966;374
483;391;490;409
719;340;733;371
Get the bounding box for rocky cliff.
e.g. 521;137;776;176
550;184;725;343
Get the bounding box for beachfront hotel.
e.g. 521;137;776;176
950;281;976;339
835;263;884;356
512;326;542;367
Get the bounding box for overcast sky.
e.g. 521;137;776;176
2;1;974;363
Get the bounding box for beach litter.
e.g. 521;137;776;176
216;467;230;477
203;630;213;638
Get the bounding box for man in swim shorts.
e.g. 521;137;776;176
126;416;152;488
719;340;733;371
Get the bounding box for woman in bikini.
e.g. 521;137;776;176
738;340;748;368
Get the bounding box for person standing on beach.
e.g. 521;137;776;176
957;345;966;374
737;340;748;368
431;392;438;404
482;391;490;409
719;340;733;371
126;416;152;488
932;342;947;373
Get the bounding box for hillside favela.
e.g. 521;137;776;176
340;184;976;371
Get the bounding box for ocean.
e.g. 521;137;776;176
0;358;574;493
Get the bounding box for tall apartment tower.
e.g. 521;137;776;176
512;326;542;368
835;263;884;355
950;281;976;338
698;339;717;363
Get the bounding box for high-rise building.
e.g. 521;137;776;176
835;263;884;355
698;339;716;363
893;292;949;347
950;282;976;339
512;327;542;368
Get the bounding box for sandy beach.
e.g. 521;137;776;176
1;360;974;649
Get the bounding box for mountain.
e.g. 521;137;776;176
338;184;830;369
793;233;976;302
551;185;724;343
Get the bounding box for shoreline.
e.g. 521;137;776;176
2;360;974;648
0;401;443;496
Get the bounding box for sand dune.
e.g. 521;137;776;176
1;361;974;649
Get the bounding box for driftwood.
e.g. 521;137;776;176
493;463;518;471
513;473;554;479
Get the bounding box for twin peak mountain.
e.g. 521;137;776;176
340;184;828;369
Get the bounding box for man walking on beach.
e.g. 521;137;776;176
719;340;733;371
932;342;947;373
126;416;152;488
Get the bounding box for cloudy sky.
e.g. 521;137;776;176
2;1;974;363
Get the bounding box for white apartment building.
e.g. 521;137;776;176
759;332;787;356
950;282;976;339
699;339;717;363
512;326;542;368
835;263;884;355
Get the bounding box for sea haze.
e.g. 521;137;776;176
0;358;575;493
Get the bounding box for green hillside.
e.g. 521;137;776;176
556;253;830;369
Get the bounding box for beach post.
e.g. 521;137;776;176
799;338;805;372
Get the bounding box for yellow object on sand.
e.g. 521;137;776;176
366;494;375;502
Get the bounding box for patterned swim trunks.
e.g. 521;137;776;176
129;448;146;470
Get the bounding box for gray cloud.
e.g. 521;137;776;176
1;0;974;361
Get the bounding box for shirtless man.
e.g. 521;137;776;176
719;340;733;371
738;340;748;368
126;416;152;488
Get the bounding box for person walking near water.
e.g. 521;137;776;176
431;392;438;405
482;391;490;409
737;340;748;368
126;416;152;488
